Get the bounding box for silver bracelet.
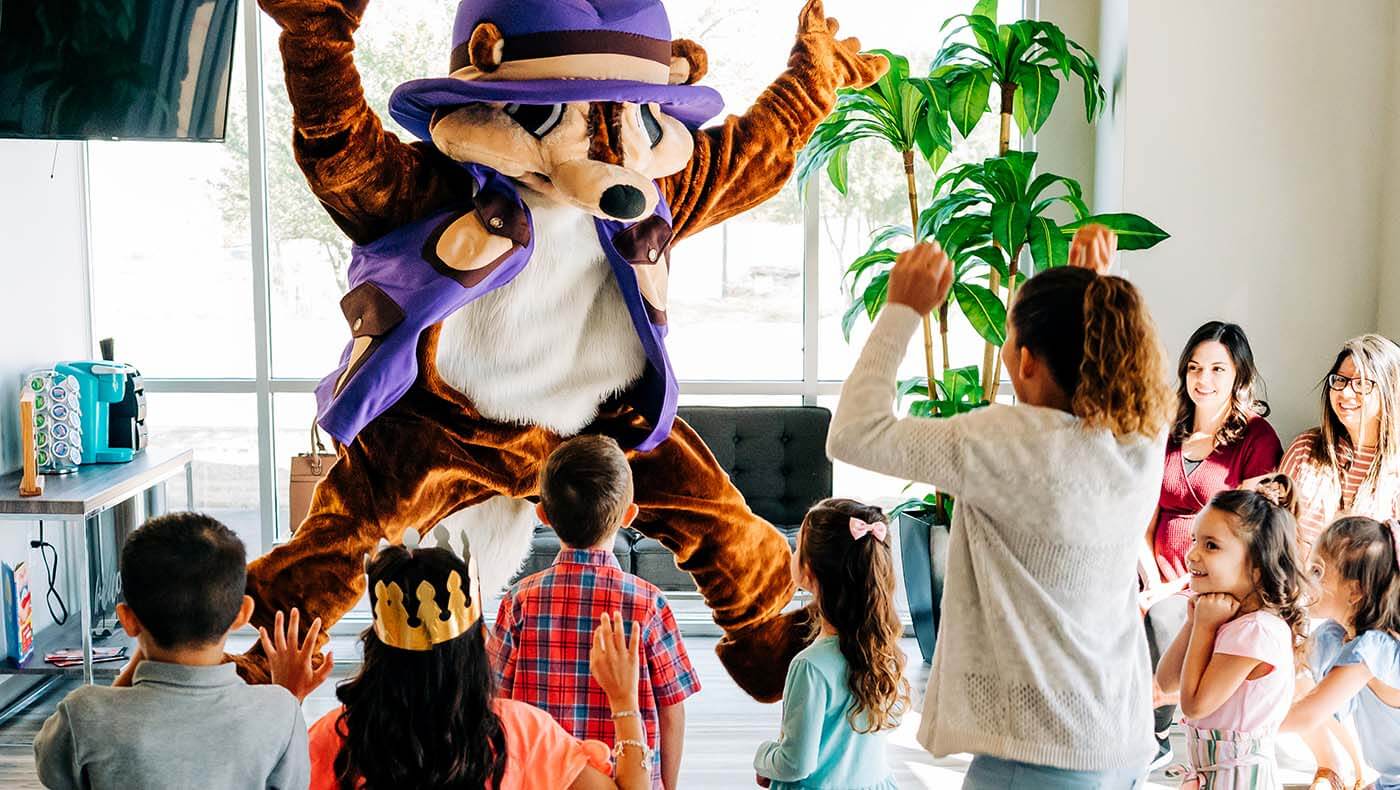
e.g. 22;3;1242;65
612;738;653;771
610;709;641;720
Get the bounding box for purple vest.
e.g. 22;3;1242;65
315;167;678;452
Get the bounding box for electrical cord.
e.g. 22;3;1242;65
30;522;70;626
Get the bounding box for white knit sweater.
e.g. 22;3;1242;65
828;304;1163;771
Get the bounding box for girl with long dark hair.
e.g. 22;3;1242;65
753;498;908;789
269;540;652;790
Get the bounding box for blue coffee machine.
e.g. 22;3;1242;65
52;360;146;464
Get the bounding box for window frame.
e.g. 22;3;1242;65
84;0;1031;550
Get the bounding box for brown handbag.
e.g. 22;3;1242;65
288;422;336;534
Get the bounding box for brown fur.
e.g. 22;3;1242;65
669;39;707;85
250;0;886;701
467;22;504;71
586;102;627;166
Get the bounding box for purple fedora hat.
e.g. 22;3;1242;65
389;0;725;142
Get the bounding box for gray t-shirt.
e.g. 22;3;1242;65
33;659;308;790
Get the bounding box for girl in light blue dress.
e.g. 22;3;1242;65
1284;516;1400;790
754;498;906;790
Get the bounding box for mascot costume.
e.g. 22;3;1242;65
245;0;886;700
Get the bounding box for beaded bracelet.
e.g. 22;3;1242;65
611;710;641;721
612;738;653;771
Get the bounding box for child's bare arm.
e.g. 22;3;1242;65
1179;594;1259;720
659;702;686;790
1282;663;1373;732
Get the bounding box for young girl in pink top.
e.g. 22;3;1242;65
1156;475;1310;789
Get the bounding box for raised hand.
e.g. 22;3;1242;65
794;0;888;89
590;612;642;713
258;0;370;31
259;608;335;702
887;242;954;316
1068;224;1117;275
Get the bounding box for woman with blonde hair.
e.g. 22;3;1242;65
1281;334;1400;550
828;225;1173;788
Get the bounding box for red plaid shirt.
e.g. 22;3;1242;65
490;548;700;787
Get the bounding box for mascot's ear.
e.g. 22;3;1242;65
669;39;708;85
468;22;505;72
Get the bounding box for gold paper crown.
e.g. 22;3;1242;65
366;526;483;651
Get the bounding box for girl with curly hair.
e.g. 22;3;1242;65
828;225;1174;788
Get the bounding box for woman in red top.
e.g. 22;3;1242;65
1140;321;1282;770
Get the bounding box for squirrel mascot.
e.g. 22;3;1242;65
246;0;886;701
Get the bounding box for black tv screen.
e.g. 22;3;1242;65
0;0;239;141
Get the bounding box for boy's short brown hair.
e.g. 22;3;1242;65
538;435;634;548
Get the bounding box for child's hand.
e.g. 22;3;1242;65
1068;224;1117;275
1191;593;1240;631
589;611;641;713
259;608;335;702
887;242;954;316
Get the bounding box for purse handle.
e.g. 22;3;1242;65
309;420;329;476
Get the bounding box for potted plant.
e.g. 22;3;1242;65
799;1;1170;661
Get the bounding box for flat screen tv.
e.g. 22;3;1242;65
0;0;239;141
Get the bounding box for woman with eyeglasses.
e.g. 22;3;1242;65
1280;334;1400;550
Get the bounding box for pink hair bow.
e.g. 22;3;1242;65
849;517;888;544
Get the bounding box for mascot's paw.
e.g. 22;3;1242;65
793;0;889;90
715;605;819;703
227;648;272;685
257;0;369;33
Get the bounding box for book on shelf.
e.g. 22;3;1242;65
1;561;35;666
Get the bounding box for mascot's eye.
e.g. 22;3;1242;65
640;104;664;148
504;103;565;138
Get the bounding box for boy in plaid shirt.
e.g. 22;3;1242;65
491;435;700;789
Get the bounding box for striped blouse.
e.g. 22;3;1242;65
1280;429;1391;548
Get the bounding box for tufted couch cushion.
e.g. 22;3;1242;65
516;406;833;591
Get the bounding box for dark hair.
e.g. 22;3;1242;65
797;498;908;733
1314;516;1400;639
119;512;246;649
1010;267;1172;439
334;546;506;790
1171;321;1270;445
538;435;634;548
1208;475;1311;659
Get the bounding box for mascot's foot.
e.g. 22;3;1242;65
227;647;271;685
715;605;818;703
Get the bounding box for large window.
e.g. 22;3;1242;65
88;0;1017;551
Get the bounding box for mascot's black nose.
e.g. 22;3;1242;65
599;185;646;220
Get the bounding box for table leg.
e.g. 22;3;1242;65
72;517;94;685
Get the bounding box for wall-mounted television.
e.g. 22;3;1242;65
0;0;239;141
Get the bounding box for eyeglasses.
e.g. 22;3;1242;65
1326;373;1377;395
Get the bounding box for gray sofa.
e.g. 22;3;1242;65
515;405;833;591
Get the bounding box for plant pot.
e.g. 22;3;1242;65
898;509;950;664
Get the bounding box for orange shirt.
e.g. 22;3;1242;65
307;699;611;790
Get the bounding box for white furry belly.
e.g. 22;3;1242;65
434;192;647;435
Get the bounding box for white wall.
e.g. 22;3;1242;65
1034;0;1101;213
1377;7;1400;340
0;139;92;637
1111;0;1399;440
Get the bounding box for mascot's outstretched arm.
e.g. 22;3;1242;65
259;0;469;243
662;0;887;241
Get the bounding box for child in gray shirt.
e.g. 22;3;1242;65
34;513;308;790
